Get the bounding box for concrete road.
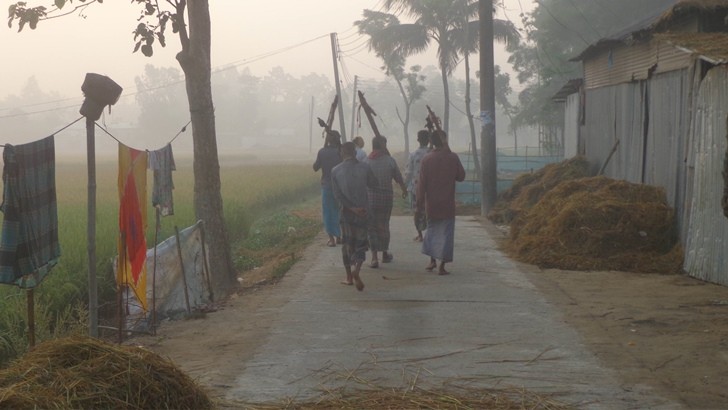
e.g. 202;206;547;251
225;216;680;409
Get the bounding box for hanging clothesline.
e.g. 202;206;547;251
1;115;190;152
95;119;191;152
0;115;86;148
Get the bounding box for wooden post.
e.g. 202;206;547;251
174;226;192;314
117;232;124;344
151;207;160;334
27;289;35;348
199;222;214;302
86;116;98;337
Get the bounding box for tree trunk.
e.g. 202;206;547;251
441;68;450;135
176;0;235;298
395;77;411;155
464;54;481;179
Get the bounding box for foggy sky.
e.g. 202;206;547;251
1;0;534;98
0;0;536;156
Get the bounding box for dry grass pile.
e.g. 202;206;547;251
506;176;683;273
488;156;591;224
246;386;569;409
0;336;213;409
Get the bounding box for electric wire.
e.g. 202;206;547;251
0;33;330;118
535;0;591;47
565;0;603;40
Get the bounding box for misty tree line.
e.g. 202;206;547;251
0;64;518;155
0;0;681;156
133;62;523;153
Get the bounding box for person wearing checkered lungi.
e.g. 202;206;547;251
404;130;431;242
331;142;377;291
366;136;407;268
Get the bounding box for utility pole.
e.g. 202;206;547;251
480;0;497;215
349;75;358;140
309;96;314;154
330;33;347;141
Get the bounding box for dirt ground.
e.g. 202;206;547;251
133;218;728;409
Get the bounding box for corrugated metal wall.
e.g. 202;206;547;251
584;41;692;90
564;93;580;158
611;82;646;184
582;70;690;232
684;65;728;286
583;86;616;175
646;69;690;231
583;82;647;181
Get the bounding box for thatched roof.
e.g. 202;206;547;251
655;32;728;63
572;0;728;61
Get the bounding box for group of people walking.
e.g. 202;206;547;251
313;129;465;291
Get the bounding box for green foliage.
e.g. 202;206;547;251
243;211;319;252
509;0;678;129
0;294;87;367
357;0;518;134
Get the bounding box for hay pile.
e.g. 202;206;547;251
506;176;683;273
246;386;568;409
488;156;591;224
0;336;213;409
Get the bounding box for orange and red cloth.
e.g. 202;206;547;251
117;145;148;310
117;143;176;311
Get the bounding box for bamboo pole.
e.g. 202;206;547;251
174;226;192;314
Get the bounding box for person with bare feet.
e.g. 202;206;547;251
366;135;407;268
405;130;431;242
331;142;377;290
313;131;342;247
416;130;465;275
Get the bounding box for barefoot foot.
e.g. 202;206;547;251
353;273;365;291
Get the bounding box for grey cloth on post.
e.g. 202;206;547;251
148;144;176;216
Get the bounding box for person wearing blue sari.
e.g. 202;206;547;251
313;130;342;247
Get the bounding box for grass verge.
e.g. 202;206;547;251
233;196;322;290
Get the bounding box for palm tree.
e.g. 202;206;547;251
368;0;518;138
355;10;426;155
453;4;519;178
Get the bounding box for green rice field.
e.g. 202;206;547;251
0;157;320;363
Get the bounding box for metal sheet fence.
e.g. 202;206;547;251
684;65;728;285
